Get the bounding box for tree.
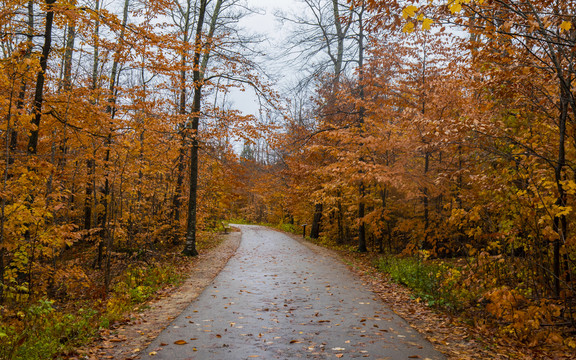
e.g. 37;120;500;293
279;0;357;240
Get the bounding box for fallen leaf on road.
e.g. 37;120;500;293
174;340;188;345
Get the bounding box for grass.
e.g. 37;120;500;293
375;255;470;311
0;300;97;360
104;261;184;325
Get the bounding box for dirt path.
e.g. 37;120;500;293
82;231;242;360
138;225;445;359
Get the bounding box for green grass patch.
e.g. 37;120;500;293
275;223;299;234
376;255;471;311
0;300;97;360
105;262;184;323
227;218;252;225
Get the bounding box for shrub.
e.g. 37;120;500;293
376;255;469;311
278;223;297;233
0;300;97;360
105;263;182;322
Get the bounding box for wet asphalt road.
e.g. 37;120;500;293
141;225;445;360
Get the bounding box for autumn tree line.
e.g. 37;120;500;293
236;0;576;333
0;0;276;306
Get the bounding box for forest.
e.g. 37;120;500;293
0;0;575;358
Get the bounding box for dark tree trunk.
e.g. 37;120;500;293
84;158;94;232
101;0;130;288
27;0;56;155
337;193;344;244
356;3;367;254
57;22;76;170
423;151;430;247
101;139;112;285
310;203;323;239
172;137;186;223
379;186;387;253
172;2;191;224
11;1;36;161
358;182;367;253
182;0;209;257
552;86;568;297
86;0;100;237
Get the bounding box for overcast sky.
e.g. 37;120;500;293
230;0;303;116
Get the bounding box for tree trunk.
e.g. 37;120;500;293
172;0;193;224
172;133;186;224
0;74;19;303
337;191;344;244
379;186;387;253
356;2;367;253
552;85;568;297
27;0;56;155
358;182;367;252
182;0;209;257
331;0;347;81
102;0;130;290
101;136;112;286
310;203;323;239
84;158;94;232
10;1;35;162
57;21;76;170
86;0;100;239
423;151;430;247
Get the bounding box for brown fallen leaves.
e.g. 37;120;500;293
341;251;574;360
286;232;575;360
73;232;241;360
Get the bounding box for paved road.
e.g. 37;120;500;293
141;225;445;359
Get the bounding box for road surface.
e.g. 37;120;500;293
141;225;445;359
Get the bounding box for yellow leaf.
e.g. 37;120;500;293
422;18;434;30
560;21;572;32
402;5;418;19
449;2;462;14
403;21;415;33
174;340;188;345
417;14;424;21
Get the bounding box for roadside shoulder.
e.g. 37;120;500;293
81;231;242;360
